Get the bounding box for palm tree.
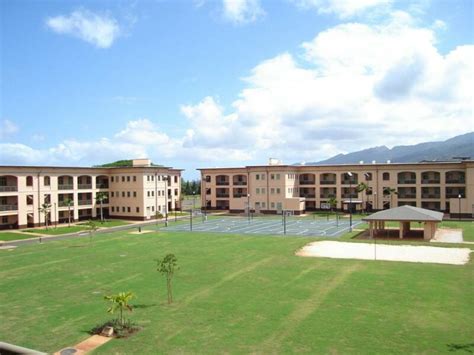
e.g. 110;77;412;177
104;292;135;327
64;198;74;227
39;203;51;230
383;187;398;209
327;197;338;214
357;182;369;213
95;192;108;223
85;219;98;243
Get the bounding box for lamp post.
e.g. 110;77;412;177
458;194;462;221
164;175;168;227
192;191;196;212
347;172;353;232
54;202;57;228
374;191;377;211
247;193;251;223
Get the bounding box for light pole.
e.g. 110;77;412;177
54;202;57;228
374;191;377;211
164;175;168;227
247;193;251;223
458;194;462;221
192;191;196;212
347;172;353;232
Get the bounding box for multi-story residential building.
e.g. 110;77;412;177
0;159;182;229
199;160;474;218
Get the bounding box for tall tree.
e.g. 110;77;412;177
383;187;398;208
157;254;178;304
64;198;73;227
95;192;108;222
39;203;51;230
357;182;369;213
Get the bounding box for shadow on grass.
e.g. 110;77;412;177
133;303;158;309
447;343;474;353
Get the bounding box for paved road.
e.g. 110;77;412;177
4;216;190;247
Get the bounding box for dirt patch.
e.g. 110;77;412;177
297;241;471;265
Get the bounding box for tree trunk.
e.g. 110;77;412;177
100;201;104;222
68;206;71;227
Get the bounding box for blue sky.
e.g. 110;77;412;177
1;0;473;178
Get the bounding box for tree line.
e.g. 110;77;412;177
181;179;201;196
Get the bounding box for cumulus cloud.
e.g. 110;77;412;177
46;9;120;48
222;0;264;24
292;0;392;18
0;119;19;140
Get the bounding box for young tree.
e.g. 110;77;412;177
157;254;178;304
86;219;98;243
95;192;108;223
357;182;369;213
104;292;135;327
328;197;338;213
383;187;398;208
39;203;51;230
64;198;73;227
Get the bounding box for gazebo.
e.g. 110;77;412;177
362;205;444;240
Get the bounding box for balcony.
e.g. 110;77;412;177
0;204;18;211
216;181;229;186
96;183;109;189
398;179;416;184
78;200;92;206
320;194;336;199
300;193;316;198
233;181;247;186
421;194;440;199
421;179;440;184
58;201;74;207
299;180;315;185
0;186;18;192
320;180;336;185
446;179;465;184
233;193;246;198
58;185;74;190
78;184;92;189
398;194;416;199
216;193;229;198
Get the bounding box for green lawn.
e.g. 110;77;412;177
24;225;87;235
78;219;131;228
0;232;39;241
0;229;473;354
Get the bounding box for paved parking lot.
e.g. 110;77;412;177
164;216;362;237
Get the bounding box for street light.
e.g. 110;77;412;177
458;194;462;221
374;191;377;211
247;193;251;223
192;191;196;212
347;172;353;232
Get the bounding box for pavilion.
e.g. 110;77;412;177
362;205;444;240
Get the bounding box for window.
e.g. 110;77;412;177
26;176;33;186
261;188;266;194
111;176;114;182
44;176;50;186
127;207;131;213
256;188;260;194
261;174;266;180
111;192;114;197
271;202;275;208
256;174;260;180
364;173;372;181
122;176;125;182
276;188;281;194
206;175;211;183
27;195;33;205
276;174;280;180
111;206;115;212
122;207;126;212
271;174;275;180
133;191;137;197
127;176;131;182
151;206;155;212
151;191;154;197
133;176;136;182
147;176;150;182
122;191;125;197
383;172;390;181
271;188;275;194
136;207;140;213
127;191;131;197
147;191;150;197
255;202;261;208
175;189;178;196
262;202;266;208
174;176;178;183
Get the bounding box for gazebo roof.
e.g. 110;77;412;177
362;205;443;222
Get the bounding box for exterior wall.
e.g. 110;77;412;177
199;161;474;216
0;164;182;229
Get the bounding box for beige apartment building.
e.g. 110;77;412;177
0;159;182;229
199;160;474;218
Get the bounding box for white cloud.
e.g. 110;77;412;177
222;0;265;24
46;9;120;48
0;120;19;140
292;0;392;18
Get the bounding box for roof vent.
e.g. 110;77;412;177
359;160;364;164
387;160;391;164
372;160;376;164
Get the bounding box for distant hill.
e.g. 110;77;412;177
304;132;473;165
94;160;163;168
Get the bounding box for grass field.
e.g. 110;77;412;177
24;225;88;235
1;228;473;354
0;231;38;241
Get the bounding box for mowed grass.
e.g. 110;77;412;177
0;231;473;354
24;225;87;235
0;231;37;241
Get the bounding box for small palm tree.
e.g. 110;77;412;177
85;219;98;243
357;182;369;213
383;187;398;208
95;192;108;223
64;198;74;227
39;203;51;230
327;197;338;214
104;292;135;327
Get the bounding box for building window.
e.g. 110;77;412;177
44;176;50;186
133;191;137;197
151;191;154;197
383;172;390;181
147;191;150;197
127;176;131;182
26;176;33;186
365;173;372;181
271;188;275;194
262;202;266;208
206;175;211;183
256;174;260;180
122;191;125;197
262;188;266;194
271;174;275;180
256;188;260;194
133;176;137;182
122;207;126;212
127;207;131;213
151;175;154;181
276;174;280;180
261;174;266;180
111;192;114;197
174;176;178;183
127;191;131;197
151;206;155;212
276;188;281;194
111;176;114;182
175;189;178;196
27;195;33;205
122;176;125;182
136;207;140;213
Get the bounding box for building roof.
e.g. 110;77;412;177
362;205;444;222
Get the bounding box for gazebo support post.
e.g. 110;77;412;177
399;221;404;239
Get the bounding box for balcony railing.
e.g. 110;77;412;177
78;200;92;206
233;181;247;186
216;181;229;186
0;186;18;192
78;184;92;189
300;194;316;198
58;201;74;207
320;180;336;185
320;194;336;199
341;180;357;185
299;180;316;185
446;193;463;199
341;194;358;198
233;194;246;198
96;184;109;189
398;179;416;184
58;185;74;190
0;204;18;211
421;179;440;184
216;193;229;198
398;194;416;199
446;179;465;184
421;194;440;199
